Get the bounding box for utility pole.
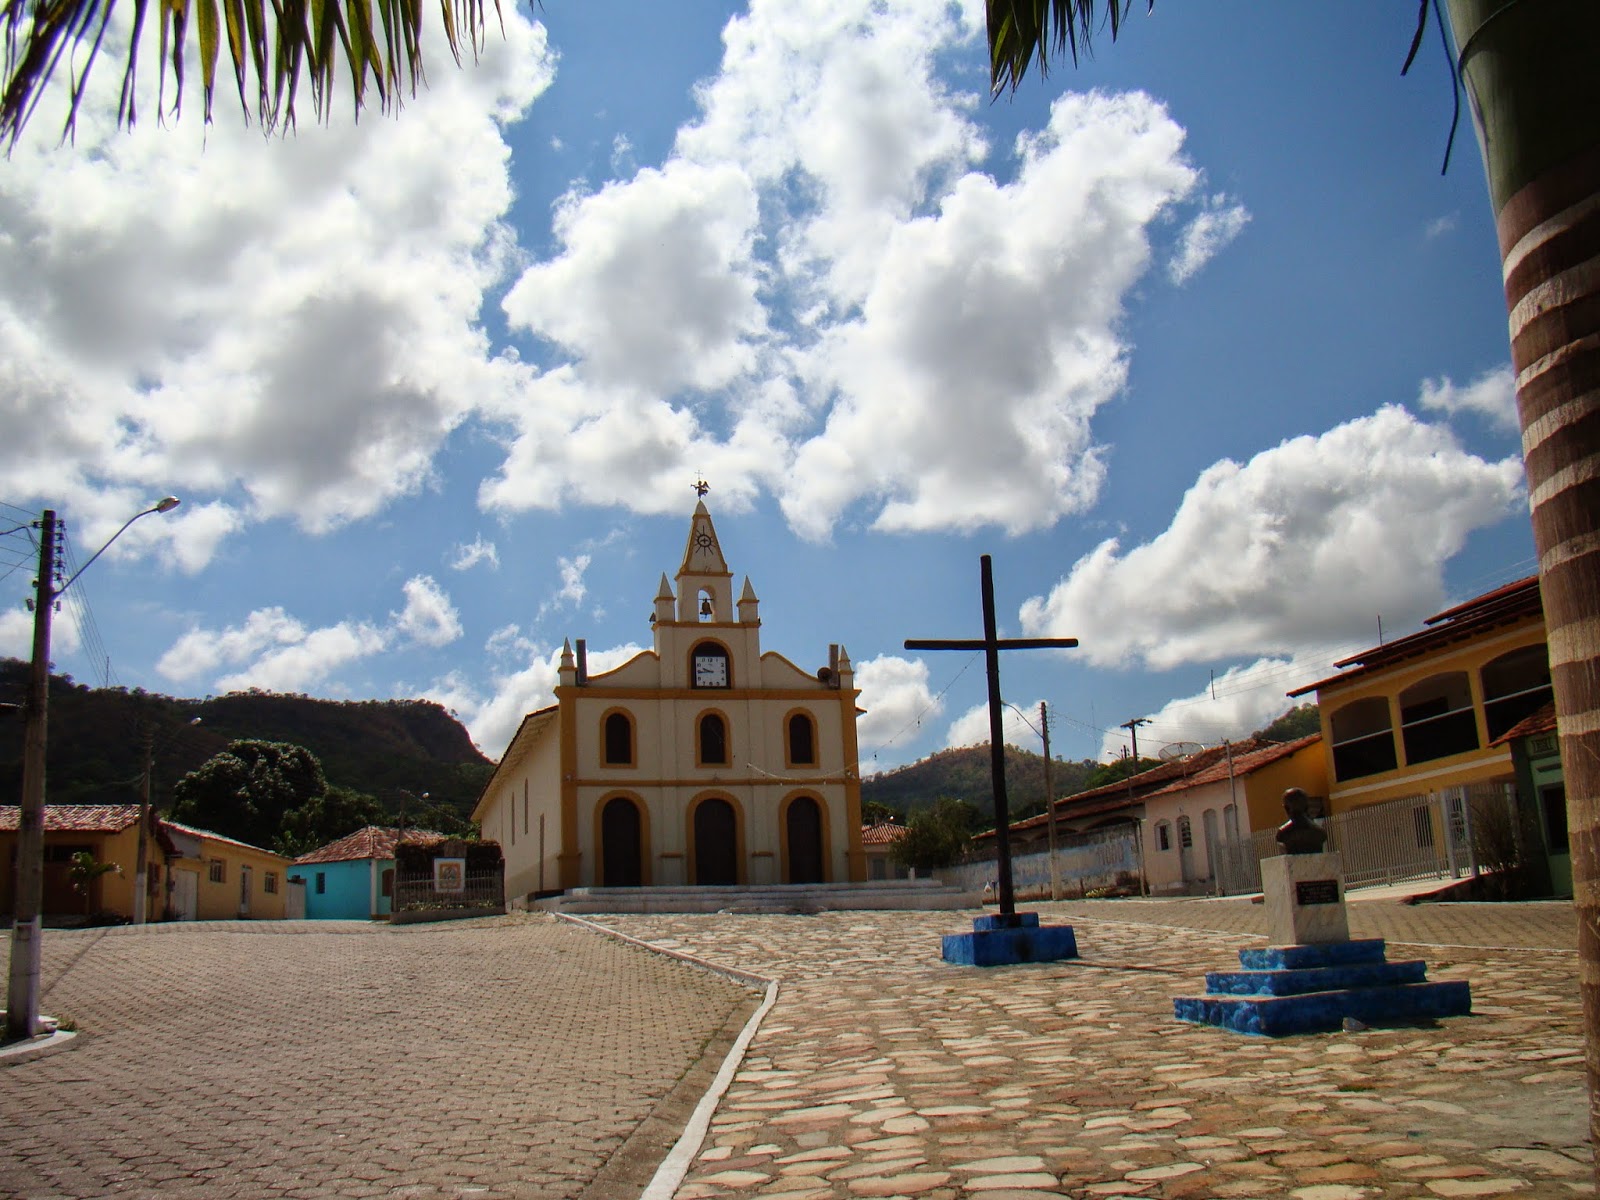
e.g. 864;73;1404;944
1041;702;1059;901
1120;716;1150;808
132;724;154;924
6;510;57;1044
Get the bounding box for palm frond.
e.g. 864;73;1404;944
986;0;1148;95
0;0;499;148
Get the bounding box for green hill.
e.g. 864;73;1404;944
0;659;494;824
861;744;1098;827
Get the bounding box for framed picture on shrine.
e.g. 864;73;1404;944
433;858;466;893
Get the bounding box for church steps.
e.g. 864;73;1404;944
533;880;980;914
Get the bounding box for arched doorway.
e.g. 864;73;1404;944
786;796;825;884
693;798;738;885
601;797;643;887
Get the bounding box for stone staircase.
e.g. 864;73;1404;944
533;879;981;915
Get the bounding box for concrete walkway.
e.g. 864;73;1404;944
1;916;758;1200
587;897;1589;1199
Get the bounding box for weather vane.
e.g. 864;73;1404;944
694;478;710;498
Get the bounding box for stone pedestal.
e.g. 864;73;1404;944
1262;852;1349;946
1174;852;1471;1036
941;911;1078;967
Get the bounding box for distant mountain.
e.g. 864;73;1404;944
862;744;1098;826
0;659;495;823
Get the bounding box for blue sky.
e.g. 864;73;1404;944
0;2;1531;776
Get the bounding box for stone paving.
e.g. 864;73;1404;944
1;915;758;1200
588;898;1591;1200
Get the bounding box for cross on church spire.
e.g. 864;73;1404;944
906;555;1077;919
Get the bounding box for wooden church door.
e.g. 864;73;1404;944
785;796;824;884
601;797;643;887
693;798;738;885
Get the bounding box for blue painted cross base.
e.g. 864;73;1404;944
1173;938;1471;1036
942;911;1079;967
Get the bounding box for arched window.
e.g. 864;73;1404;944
1155;821;1172;852
602;710;634;766
1399;672;1478;764
1329;696;1398;781
698;712;729;766
787;711;817;766
1481;644;1553;742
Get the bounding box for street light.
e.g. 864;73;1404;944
5;497;180;1045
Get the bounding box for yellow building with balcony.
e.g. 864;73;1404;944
1289;576;1552;814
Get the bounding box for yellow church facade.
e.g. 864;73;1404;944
474;500;867;900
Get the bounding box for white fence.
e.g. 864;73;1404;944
1212;783;1519;896
949;824;1142;900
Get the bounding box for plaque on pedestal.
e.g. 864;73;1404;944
1262;852;1349;947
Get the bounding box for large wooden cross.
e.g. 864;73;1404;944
906;555;1077;918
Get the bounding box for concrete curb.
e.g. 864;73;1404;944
554;913;780;1200
0;1024;78;1065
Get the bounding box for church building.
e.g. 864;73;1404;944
474;495;866;899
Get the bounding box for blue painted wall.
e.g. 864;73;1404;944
289;858;391;919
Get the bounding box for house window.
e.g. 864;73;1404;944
1178;816;1193;849
698;712;729;766
1399;672;1479;765
1330;697;1399;781
265;872;278;895
603;710;635;765
1155;822;1171;852
1481;644;1554;742
787;712;817;766
315;872;326;895
208;859;225;884
381;869;394;898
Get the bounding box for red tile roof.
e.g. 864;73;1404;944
861;821;908;846
159;818;288;859
975;744;1247;842
1491;701;1557;746
1145;735;1321;796
294;825;446;865
0;804;142;833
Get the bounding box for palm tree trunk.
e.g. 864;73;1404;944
1444;0;1600;1165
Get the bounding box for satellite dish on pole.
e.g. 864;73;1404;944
1158;741;1205;761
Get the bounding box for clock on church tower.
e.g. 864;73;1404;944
692;643;730;688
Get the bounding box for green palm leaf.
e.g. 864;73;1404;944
986;0;1145;94
0;0;499;147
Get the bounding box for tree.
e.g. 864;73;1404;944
891;796;977;874
1252;704;1320;744
66;850;117;917
987;0;1600;1164
275;784;386;857
862;801;903;826
170;739;327;849
0;0;498;147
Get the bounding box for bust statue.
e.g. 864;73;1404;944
1276;787;1327;855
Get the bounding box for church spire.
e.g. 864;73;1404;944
679;500;730;577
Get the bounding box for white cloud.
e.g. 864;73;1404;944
485;623;536;659
485;2;1216;542
945;696;1047;753
1418;365;1519;433
0;3;556;562
853;654;942;753
557;555;592;607
428;640;648;757
1097;654;1333;760
1021;406;1524;670
449;536;501;572
393;575;463;647
1169;194;1250;284
215;622;388;693
1425;213;1458;239
157;607;308;682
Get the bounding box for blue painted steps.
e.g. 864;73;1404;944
942;911;1079;966
1173;938;1471;1036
